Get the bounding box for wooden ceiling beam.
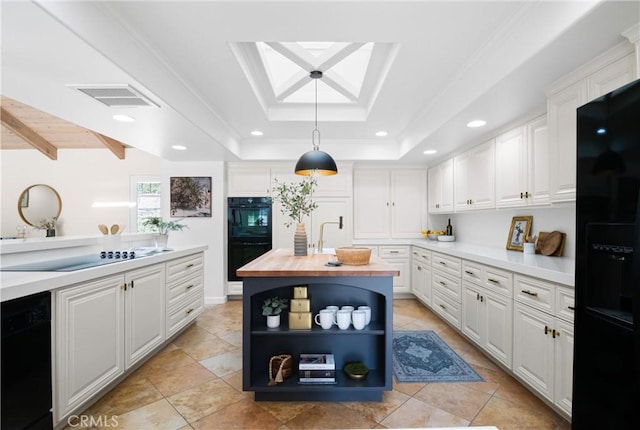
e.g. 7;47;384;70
93;132;126;159
1;106;58;160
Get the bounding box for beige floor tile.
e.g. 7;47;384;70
199;349;243;376
83;377;164;418
108;398;187;430
460;346;502;372
492;374;551;409
191;399;283;430
391;378;426;397
256;401;317;423
413;382;492;421
343;389;411;423
285;403;378;429
471;395;570;430
380;397;470;428
147;362;217;397
168;378;246;422
179;336;238;361
219;330;243;347
134;347;199;378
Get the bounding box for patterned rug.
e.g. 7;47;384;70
393;330;483;383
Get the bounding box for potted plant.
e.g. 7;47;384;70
270;176;318;256
38;216;58;237
142;216;188;249
262;296;288;328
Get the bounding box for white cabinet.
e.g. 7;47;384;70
427;159;454;213
54;264;165;421
166;254;205;337
453;140;495;211
431;252;462;329
460;260;513;369
379;245;411;295
495;116;549;208
228;164;271;197
353;169;427;239
547;48;636;203
512;274;574;417
411;247;432;305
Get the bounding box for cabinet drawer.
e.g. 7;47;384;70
167;272;204;309
412;247;431;266
432;252;461;278
555;285;575;323
514;275;554;314
462;260;482;285
379;245;409;258
432;289;461;329
483;266;513;297
432;271;461;302
166;253;204;284
167;293;204;338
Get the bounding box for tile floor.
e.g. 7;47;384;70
69;299;571;429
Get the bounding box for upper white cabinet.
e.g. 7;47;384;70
454;139;495;212
353;168;427;239
228;164;271;197
428;159;454;214
547;46;636;203
495;116;549;208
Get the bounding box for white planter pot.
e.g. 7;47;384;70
266;315;281;328
155;234;169;250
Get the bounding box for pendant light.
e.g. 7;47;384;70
295;70;338;176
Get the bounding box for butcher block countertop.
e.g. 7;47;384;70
236;248;400;277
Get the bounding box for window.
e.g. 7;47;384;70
130;176;161;232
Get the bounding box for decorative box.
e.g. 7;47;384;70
290;299;310;313
288;312;312;329
293;286;308;299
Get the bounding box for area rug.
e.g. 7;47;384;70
393;330;483;383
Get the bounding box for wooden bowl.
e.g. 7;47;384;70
335;247;372;266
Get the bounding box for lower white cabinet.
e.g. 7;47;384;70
166;254;205;337
411;247;432;305
512;275;574;417
378;245;411;294
54;264;166;421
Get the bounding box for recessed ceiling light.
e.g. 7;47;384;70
467;120;486;128
171;145;187;151
113;114;135;122
375;131;388;137
251;130;264;136
423;149;437;155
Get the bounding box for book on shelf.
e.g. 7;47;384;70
299;369;336;379
298;377;337;384
299;353;335;370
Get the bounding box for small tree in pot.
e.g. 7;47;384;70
142;217;188;249
262;296;288;328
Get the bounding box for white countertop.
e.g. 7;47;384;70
0;245;207;302
354;238;574;286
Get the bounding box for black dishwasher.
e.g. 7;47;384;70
1;291;53;429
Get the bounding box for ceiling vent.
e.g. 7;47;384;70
70;85;159;108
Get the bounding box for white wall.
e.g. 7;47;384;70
160;159;226;304
428;203;576;257
1;149;161;237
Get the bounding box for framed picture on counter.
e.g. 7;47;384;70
506;215;532;251
170;176;212;217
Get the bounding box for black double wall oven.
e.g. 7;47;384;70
227;197;272;281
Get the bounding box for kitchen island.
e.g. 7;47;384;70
237;248;399;401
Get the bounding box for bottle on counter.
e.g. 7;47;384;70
446;218;453;236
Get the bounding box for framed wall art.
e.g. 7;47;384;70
170;176;211;217
506;215;532;251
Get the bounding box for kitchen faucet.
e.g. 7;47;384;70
317;216;343;252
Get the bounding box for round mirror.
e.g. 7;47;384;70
17;184;62;227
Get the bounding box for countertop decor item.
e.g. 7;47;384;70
343;362;369;381
142;216;187;249
506;215;533;251
536;231;566;256
437;235;455;242
268;354;293;386
262;296;288;328
335;247;371;265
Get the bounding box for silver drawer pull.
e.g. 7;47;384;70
186;284;195;290
186;263;195;268
521;289;538;297
568;306;575;311
422;254;428;259
186;308;194;315
439;304;446;310
465;270;474;275
439;261;446;266
488;278;499;284
390;250;399;254
439;281;446;286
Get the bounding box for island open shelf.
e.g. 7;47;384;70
238;249;398;402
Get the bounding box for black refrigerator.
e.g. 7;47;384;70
574;78;640;428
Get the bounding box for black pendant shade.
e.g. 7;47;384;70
295;70;338;176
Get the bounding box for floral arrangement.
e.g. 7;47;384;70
261;296;289;316
270;177;318;228
141;217;188;235
37;217;57;230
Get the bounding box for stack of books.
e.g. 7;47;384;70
298;353;336;384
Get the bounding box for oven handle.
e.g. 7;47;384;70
236;242;271;246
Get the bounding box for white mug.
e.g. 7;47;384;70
314;309;335;330
357;306;372;325
336;309;351;330
325;305;339;317
352;310;366;330
524;242;535;255
341;305;355;312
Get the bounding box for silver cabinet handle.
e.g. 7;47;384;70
439;261;446;266
186;263;195;268
186;308;194;315
488;278;499;284
439;281;446;286
521;289;538;297
465;270;474;275
439;304;446;310
186;284;194;290
390;250;399;254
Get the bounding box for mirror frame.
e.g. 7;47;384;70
17;184;62;227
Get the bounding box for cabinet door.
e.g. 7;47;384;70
228;165;271;197
496;127;527;208
483;290;513;369
587;53;637;101
513;302;554;401
461;282;483;345
124;265;166;369
554;318;574;417
412;260;431;305
548;80;587;203
453;151;471;211
55;275;125;419
353;170;390;238
440;158;454;212
391;169;426;238
384;258;411;294
526;116;550;206
469;140;495;210
428;165;442;213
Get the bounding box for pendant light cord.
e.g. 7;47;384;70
311;72;320;151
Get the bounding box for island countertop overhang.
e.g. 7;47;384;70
236;248;399;277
